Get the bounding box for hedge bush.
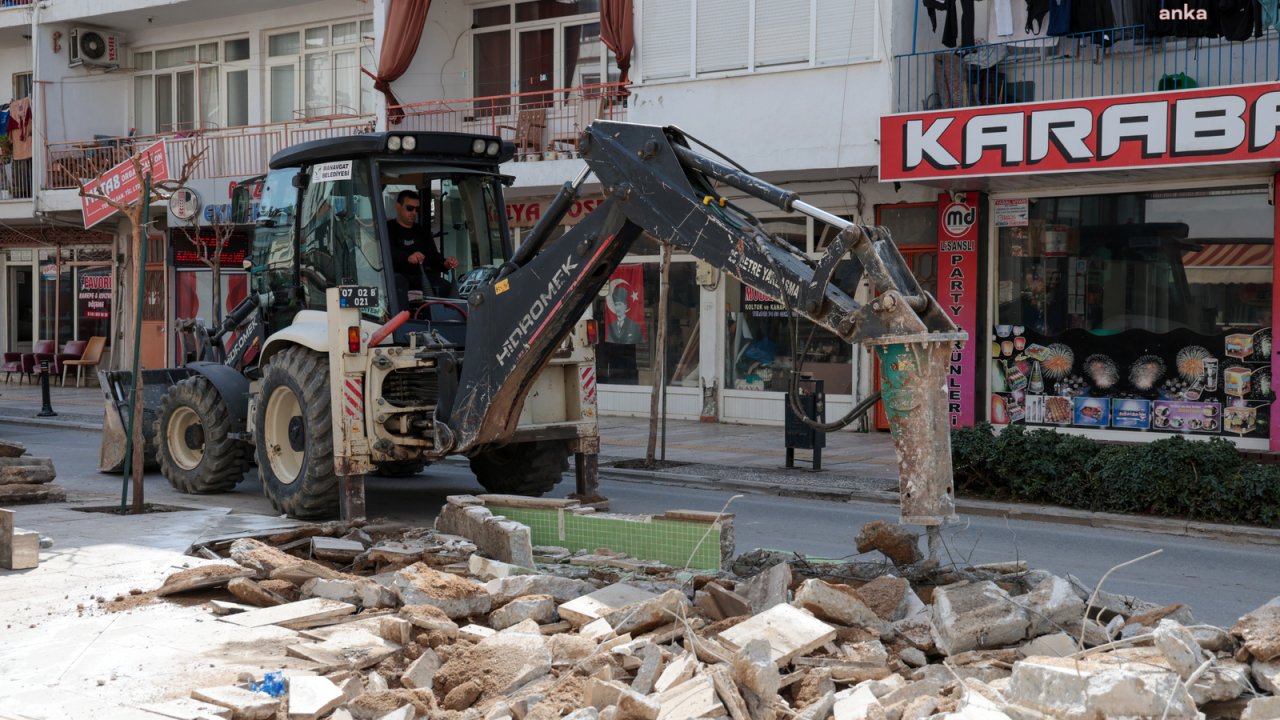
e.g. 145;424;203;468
950;423;1280;528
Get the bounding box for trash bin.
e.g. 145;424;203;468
784;376;825;470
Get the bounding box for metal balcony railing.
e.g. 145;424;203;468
391;82;629;162
895;26;1280;113
43;114;375;190
0;1;33;7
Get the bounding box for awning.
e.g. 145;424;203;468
1182;243;1272;285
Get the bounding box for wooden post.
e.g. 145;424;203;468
645;244;672;466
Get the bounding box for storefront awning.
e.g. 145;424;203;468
1182;243;1272;285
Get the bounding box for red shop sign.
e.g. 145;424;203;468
880;82;1280;182
81;142;171;229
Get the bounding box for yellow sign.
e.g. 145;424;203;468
495;278;510;295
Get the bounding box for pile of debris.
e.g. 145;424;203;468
0;439;64;505
150;499;1280;720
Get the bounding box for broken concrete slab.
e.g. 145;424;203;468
287;629;400;671
459;624;497;642
391;562;491;619
0;457;55;484
286;676;344;720
470;554;535;581
731;638;780;720
854;521;921;567
0;439;27;457
1253;659;1280;694
156;563;255;596
585;678;660;720
435;503;535;569
435;631;553;701
741;561;790;613
719;603;837;666
227;577;288;607
630;645;664;694
1019;575;1085;637
706;663;750;720
1242;696;1280;720
852;576;909;622
1018;632;1076;659
0;509;38;570
486;574;596;607
832;685;884;720
1153;619;1203;679
220;598;355;629
559;582;658;627
931;581;1030;656
190;686;279;720
793;579;893;639
230;538;346;583
140;697;233;719
654;652;696;694
1231;598;1280;662
1006;656;1199;719
491;594;557;630
311;537;365;563
656;674;724;720
400;647;440;690
602;589;692;636
399;604;460;639
301;577;397;609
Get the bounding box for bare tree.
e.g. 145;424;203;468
79;147;206;513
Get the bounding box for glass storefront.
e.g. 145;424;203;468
992;186;1273;439
34;247;112;348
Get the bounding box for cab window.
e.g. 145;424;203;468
251;167;301;333
298;159;387;318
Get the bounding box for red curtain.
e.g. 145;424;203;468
599;0;634;91
368;0;432;124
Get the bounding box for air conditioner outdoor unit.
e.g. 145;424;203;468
69;28;120;69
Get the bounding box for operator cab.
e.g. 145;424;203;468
248;132;516;346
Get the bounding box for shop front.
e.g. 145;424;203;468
881;82;1280;451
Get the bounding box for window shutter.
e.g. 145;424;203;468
696;0;748;73
641;0;692;80
816;0;876;65
755;0;810;67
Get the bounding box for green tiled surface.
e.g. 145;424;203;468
491;506;722;571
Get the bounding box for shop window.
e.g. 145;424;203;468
592;261;700;387
723;276;853;394
993;186;1273;439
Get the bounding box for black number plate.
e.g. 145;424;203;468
338;286;379;308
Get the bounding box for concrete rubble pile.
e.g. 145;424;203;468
152;499;1280;720
0;438;64;505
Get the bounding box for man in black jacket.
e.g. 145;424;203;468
388;189;457;297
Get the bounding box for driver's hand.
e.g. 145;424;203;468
408;251;425;264
444;256;459;270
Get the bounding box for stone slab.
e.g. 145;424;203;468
286;676;344;720
718;603;837;666
220;598;356;629
190;686;279;720
558;582;657;627
139;698;233;719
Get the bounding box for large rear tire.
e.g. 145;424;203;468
255;347;337;519
154;376;252;494
469;441;570;496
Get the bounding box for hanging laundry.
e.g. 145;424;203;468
1071;0;1116;34
992;0;1015;36
1026;0;1052;33
1263;0;1280;32
1218;0;1263;40
1047;0;1073;35
8;97;31;161
923;0;979;48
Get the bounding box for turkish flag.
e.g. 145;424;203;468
604;265;645;344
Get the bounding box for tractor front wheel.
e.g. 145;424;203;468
155;376;252;494
255;347;337;519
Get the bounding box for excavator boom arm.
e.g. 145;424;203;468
437;121;965;524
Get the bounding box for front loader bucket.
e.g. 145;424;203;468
871;337;960;526
98;368;196;473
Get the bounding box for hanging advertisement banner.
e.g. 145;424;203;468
939;193;979;428
80;142;171;229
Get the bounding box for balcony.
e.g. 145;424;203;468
391;82;629;162
43;114;375;190
895;26;1280;113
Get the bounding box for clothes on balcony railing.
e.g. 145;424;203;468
8;97;30;161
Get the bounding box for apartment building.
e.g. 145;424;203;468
883;1;1280;451
0;0;375;369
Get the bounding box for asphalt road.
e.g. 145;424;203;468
5;421;1277;627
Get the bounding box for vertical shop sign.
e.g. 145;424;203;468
1272;174;1280;451
938;193;979;427
78;269;112;319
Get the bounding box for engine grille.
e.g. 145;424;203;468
381;367;440;408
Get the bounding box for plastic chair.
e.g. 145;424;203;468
1;350;22;383
498;108;547;161
20;340;55;383
51;339;88;377
61;336;106;387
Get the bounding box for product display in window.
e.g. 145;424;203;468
994;187;1274;439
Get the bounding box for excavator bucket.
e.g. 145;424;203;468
98;368;195;473
872;337;958;526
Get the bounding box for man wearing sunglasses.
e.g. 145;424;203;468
388;189;458;297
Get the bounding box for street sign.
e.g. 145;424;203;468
80;141;171;229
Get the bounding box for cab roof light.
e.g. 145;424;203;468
387;135;402;152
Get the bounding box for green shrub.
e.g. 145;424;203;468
950;425;1280;528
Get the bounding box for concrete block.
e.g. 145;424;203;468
491;594;557;630
486;574;595;606
459;624;497;642
1006;656;1198;719
742;562;790;613
392;562;491;619
1187;659;1250;705
654;652;696;694
157;564;255;596
931;581;1030;656
400;604;460;639
140;697;233;719
559;583;657;627
1021;575;1085;637
302;577;397;609
438;631;552;700
1231;598;1280;662
0;439;26;457
1243;696;1280;720
655;674;723;720
286;676;344;720
227;577;288;607
1253;658;1280;694
1018;632;1077;659
400;647;440;690
3;528;38;570
436;503;535;568
793;579;893;639
191;686;279;720
854;521;921;566
1153;620;1202;679
310;537;365;562
585;678;659;720
221;598;356;629
378;616;413;645
470;554;535;581
852;576;909;622
602;589;692;636
832;686;884;720
0;457;55;484
719;603;837;666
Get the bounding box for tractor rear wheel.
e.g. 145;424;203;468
469;440;569;496
255;347;337;519
155;376;252;494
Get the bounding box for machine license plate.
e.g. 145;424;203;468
338;286;379;308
